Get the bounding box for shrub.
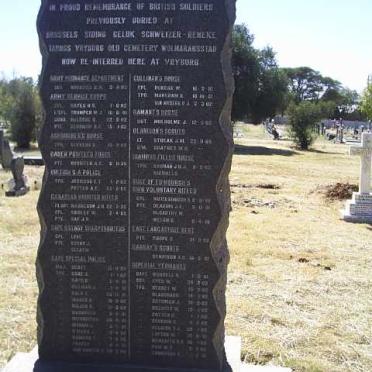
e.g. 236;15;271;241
287;101;322;150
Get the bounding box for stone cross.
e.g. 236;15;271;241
350;133;372;194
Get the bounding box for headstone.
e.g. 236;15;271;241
342;132;372;223
5;158;30;197
0;129;30;197
0;130;14;170
36;1;235;371
0;129;44;167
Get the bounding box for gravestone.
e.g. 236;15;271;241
0;129;30;196
1;128;44;167
5;157;30;197
342;132;372;223
0;129;14;170
37;1;235;371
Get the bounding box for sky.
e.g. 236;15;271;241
0;0;371;93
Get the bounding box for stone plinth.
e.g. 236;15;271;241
342;192;372;223
23;157;44;166
342;133;372;223
1;338;292;372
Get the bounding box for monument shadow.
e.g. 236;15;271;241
234;144;298;157
33;360;233;372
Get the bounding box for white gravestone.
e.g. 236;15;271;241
342;133;372;223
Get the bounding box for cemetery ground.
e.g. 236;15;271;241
0;124;371;372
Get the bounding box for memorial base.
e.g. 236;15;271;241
5;187;30;197
23;156;44;166
1;337;292;372
2;337;238;372
342;192;372;223
33;362;233;372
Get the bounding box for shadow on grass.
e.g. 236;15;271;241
234;144;298;157
307;148;341;155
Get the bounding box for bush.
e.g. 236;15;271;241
287;101;322;150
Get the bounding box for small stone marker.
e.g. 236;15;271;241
342;132;372;223
36;1;235;371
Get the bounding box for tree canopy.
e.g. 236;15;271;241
0;77;41;148
232;25;288;124
231;25;361;124
360;83;372;120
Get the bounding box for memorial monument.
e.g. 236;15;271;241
36;0;235;371
342;132;372;223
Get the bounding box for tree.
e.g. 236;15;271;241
232;25;260;121
360;84;372;120
11;87;36;148
0;76;41;148
0;79;16;127
252;58;288;123
287;101;323;150
283;67;324;103
232;25;289;123
282;67;345;105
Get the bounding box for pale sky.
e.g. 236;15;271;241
0;0;370;92
236;0;372;93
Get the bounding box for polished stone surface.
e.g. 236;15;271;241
1;338;292;372
37;0;235;370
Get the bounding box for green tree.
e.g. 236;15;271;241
0;79;16;127
11;87;36;148
252;49;288;122
283;67;323;103
287;101;323;150
0;76;41;147
232;25;289;123
232;24;260;121
360;84;372;120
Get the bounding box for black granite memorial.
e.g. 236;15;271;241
36;0;235;371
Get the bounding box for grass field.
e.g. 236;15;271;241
0;124;371;371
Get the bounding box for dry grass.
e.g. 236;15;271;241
0;125;371;371
226;123;372;372
0;165;43;366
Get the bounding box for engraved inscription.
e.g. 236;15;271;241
37;0;234;370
